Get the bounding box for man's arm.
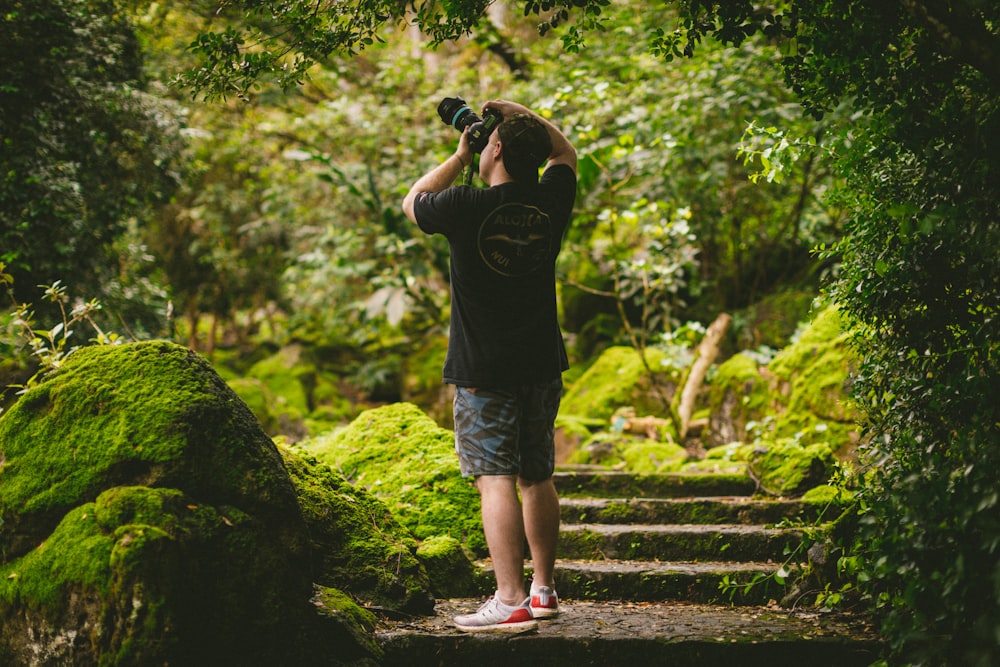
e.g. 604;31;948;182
483;100;577;174
402;129;473;224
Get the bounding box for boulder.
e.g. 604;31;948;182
706;305;860;455
280;445;434;614
559;346;681;424
299;403;485;557
0;341;396;665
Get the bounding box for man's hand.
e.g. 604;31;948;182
483;100;577;174
455;126;474;169
483;99;531;118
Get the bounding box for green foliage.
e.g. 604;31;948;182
0;0;185;330
798;3;999;662
584;199;699;350
655;0;1000;661
175;2;841;352
7;3;997;660
1;268;126;411
178;0;618;100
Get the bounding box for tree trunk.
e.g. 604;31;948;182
677;313;732;440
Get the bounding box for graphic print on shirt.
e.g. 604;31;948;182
478;203;552;277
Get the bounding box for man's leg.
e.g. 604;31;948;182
519;476;560;588
477;474;527;605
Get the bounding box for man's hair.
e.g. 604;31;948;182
497;113;552;183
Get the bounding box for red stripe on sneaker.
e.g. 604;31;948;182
504;608;533;624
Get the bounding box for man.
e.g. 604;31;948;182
402;99;577;633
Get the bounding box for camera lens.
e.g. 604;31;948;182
438;97;481;131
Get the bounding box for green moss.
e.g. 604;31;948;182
0;503;112;613
704;443;751;461
279;443;434;614
621;441;687;473
415;535;477;599
801;484;851;505
0;482;301;663
0;343;331;661
768;306;859;450
747;439;837;496
566;431;627;466
567;429;686;473
703;352;774;449
314;585;377;630
296;403;486;555
681;442;751;474
703;304;860;460
713;353;772;413
555;414;604;441
311;586;381;660
244;343;317;431
560;346;680;421
0;342;304;563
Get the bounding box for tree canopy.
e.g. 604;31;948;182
1;0;186;327
1;1;998;663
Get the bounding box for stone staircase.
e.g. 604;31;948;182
377;467;881;666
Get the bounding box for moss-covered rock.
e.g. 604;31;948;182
705;352;774;448
768;306;858;452
0;341;336;665
801;483;852;506
298;403;486;556
559;346;681;423
280;444;435;613
0;341;307;566
415;535;478;599
310;586;382;663
682;439;838;496
567;430;687;473
745;439;838;496
704;305;859;456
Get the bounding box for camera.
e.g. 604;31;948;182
437;96;502;154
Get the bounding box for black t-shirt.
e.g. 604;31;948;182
414;164;577;387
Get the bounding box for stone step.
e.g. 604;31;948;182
476;559;784;606
376;599;882;667
561;496;836;526
552;559;782;605
559;523;802;563
554;470;757;499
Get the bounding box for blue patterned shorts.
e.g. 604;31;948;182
452;378;563;481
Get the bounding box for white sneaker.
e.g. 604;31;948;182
529;585;559;619
453;594;538;634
